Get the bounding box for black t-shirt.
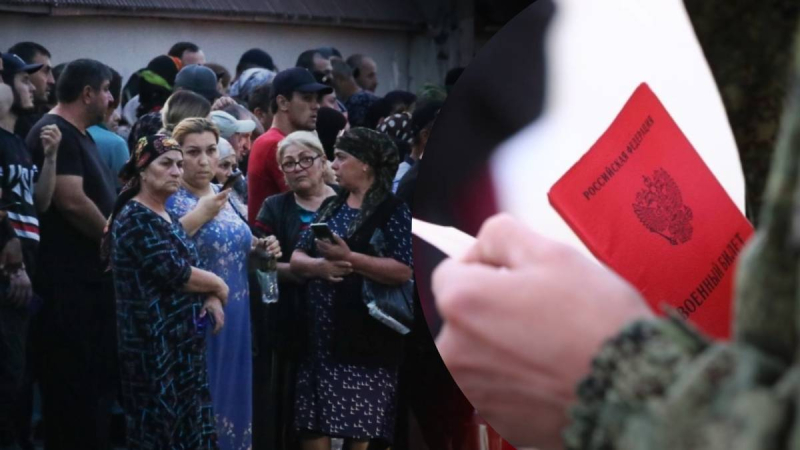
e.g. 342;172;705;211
0;126;41;272
26;114;116;281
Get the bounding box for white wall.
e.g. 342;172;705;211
0;13;423;96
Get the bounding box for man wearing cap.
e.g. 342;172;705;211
247;67;331;224
7;43;55;140
210;110;255;163
0;52;62;450
175;64;220;104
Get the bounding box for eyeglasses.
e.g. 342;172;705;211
281;155;321;172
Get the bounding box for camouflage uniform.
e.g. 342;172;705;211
564;27;800;450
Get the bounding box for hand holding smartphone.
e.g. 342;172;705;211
221;171;243;191
311;223;336;243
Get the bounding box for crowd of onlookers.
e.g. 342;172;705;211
0;40;463;450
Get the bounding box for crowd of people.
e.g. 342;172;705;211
0;40;453;450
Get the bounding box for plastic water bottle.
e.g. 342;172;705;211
256;251;279;304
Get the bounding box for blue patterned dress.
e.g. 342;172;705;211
167;186;253;450
111;200;217;449
294;202;413;442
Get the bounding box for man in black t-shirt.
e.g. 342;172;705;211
26;59;117;450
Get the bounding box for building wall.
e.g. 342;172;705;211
0;13;428;96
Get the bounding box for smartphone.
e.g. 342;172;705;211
221;171;243;191
311;223;336;243
0;201;20;210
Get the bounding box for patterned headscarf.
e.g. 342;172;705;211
119;134;183;187
103;135;183;267
315;127;400;238
229;67;276;101
377;112;414;160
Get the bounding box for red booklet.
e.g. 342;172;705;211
548;83;753;339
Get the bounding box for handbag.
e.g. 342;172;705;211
361;227;414;335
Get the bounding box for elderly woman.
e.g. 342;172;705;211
166;118;279;450
290;128;413;450
213;137;247;221
108;135;229;449
252;131;337;449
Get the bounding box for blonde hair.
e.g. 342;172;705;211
160;91;212;134
171;117;220;145
277;131;335;184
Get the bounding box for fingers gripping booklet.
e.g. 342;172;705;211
548;83;754;340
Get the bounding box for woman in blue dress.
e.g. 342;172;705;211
290;128;413;450
167;118;280;450
107;135;228;449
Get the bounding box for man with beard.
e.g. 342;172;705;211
247;67;331;224
7;43;55;139
25;59;117;450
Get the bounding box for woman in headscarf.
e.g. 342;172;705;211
108;134;228;449
289;128;413;450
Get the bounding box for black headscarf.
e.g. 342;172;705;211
315;127;400;238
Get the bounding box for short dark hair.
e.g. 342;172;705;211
331;58;353;80
248;83;272;113
296;50;321;71
384;90;417;111
109;67;123;109
316;47;342;59
270;91;301;115
168;42;200;58
56;59;112;104
346;54;365;78
8;42;51;64
365;98;392;130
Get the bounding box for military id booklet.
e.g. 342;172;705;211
548;83;754;339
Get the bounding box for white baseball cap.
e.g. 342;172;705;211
210;110;256;140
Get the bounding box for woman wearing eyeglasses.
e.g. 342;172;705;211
252;130;337;449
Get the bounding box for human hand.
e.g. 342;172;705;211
432;214;652;449
213;276;229;307
200;296;225;334
254;235;282;259
40;124;62;160
315;258;353;282
195;189;230;222
5;268;32;308
211;96;237;111
0;238;24;273
316;234;351;261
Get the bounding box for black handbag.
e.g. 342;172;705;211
361;227;414;335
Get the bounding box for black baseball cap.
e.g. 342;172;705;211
271;67;333;100
1;53;43;78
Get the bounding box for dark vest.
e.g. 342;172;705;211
322;194;407;367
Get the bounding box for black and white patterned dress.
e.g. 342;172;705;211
293;202;412;442
111;201;217;449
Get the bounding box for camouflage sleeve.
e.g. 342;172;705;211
563;314;708;449
563;313;800;450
